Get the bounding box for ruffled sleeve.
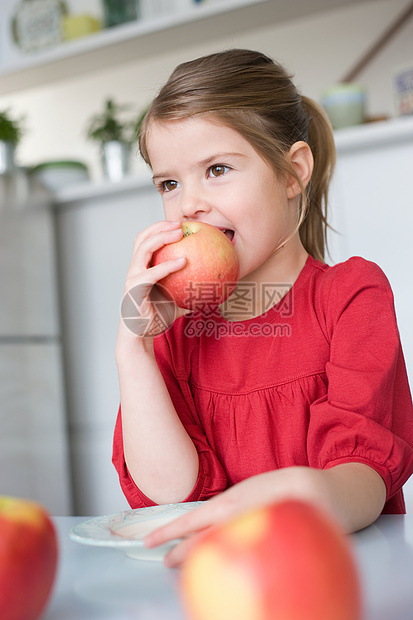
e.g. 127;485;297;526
112;323;228;509
307;258;413;511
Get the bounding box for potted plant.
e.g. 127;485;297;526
86;98;134;182
86;99;148;181
0;109;25;174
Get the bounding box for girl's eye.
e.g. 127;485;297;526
162;179;180;192
208;165;230;178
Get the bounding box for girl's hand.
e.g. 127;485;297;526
118;220;188;340
143;464;386;567
144;470;314;568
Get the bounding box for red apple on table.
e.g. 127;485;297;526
180;499;362;620
0;495;58;620
152;221;240;310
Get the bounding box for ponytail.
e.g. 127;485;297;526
300;97;336;262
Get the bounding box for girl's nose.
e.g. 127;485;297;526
179;189;211;220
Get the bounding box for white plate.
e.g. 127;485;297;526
69;502;203;561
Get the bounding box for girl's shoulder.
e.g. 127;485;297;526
307;254;394;299
305;255;397;342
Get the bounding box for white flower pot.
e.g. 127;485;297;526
101;141;131;182
0;141;17;175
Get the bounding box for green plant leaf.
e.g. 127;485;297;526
0;109;25;144
86;98;148;145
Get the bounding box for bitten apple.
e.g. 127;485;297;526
0;496;58;620
180;499;362;620
152;221;240;310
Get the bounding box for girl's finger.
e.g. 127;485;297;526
132;220;182;259
123;256;186;300
131;226;184;271
144;482;265;550
144;501;215;549
132;219;182;251
163;531;210;568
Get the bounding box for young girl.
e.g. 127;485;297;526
113;49;413;566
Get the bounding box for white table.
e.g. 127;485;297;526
43;517;186;620
44;515;413;620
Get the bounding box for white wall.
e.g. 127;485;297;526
0;0;412;181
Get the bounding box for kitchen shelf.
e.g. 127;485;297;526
334;114;413;152
0;0;362;96
54;168;154;205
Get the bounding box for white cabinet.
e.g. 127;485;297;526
0;194;72;515
0;343;71;514
0;199;59;336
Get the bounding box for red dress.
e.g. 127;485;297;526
113;256;413;512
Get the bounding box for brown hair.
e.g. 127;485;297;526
139;49;336;262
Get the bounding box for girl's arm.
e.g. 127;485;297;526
144;462;386;566
116;220;199;504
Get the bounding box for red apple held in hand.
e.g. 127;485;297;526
152;221;240;310
0;496;58;620
180;499;362;620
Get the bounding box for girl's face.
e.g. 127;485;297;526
146;116;308;283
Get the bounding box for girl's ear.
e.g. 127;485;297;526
286;141;314;199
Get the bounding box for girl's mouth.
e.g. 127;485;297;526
222;229;235;243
